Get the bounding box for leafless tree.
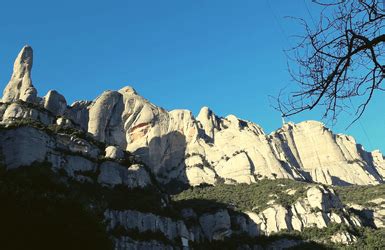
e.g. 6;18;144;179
278;0;385;126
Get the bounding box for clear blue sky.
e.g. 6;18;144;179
0;0;384;153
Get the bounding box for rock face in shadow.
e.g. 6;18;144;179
2;46;37;103
198;209;232;241
65;100;92;130
133;131;188;186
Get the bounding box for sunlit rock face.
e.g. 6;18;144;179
99;90;383;187
1;45;384;188
88;90;125;146
269;121;382;185
86;84;384;187
246;185;362;236
2;46;37;103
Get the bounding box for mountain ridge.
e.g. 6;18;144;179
1;45;384;189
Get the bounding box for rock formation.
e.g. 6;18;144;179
0;46;384;189
246;185;361;235
43;90;67;115
0;45;384;249
79;84;384;187
105;145;124;159
65;100;92;130
2;46;37;103
88;90;125;146
269;121;383;185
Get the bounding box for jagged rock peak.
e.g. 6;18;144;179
278;120;326;132
197;106;214;118
13;45;33;73
2;45;37;103
119;86;137;96
197;106;221;139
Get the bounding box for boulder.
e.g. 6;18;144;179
105;145;124;159
56;117;73;127
97;161;151;188
43;90;67;115
331;231;357;245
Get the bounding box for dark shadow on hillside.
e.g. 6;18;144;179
173;198;229;215
331;176;353;186
355;144;383;181
132;131;189;194
278;160;304;180
348;207;376;228
299;170;312;182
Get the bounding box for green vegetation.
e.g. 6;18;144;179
293;225;385;249
173;180;385;249
275;223;352;247
334;184;385;206
345;228;385;249
189;232;329;250
172;179;310;213
190;221;384;249
1;160;384;249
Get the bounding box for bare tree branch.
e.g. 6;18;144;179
278;0;385;124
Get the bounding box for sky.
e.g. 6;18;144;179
0;0;384;152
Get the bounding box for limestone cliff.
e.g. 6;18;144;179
1;46;384;189
65;89;385;187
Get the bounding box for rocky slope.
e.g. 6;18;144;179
0;46;384;249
